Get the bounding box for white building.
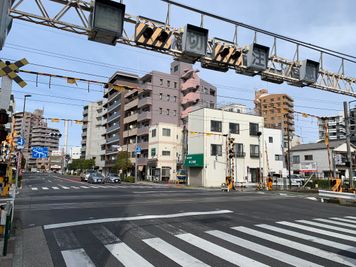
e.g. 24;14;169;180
264;128;287;176
220;103;247;114
290;140;356;179
70;146;81;160
146;123;183;182
81;100;106;170
186;108;267;187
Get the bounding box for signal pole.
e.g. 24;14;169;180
343;101;353;189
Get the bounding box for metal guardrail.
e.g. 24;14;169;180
318;190;356;201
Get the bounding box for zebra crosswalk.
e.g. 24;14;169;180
28;184;161;191
47;215;356;267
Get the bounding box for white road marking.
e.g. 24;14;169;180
52;187;59;190
306;197;317;201
71;186;80;189
106;242;154;267
31;187;38;191
143;237;210;267
90;225;120;245
43;210;233;230
313;218;356;229
208;230;322;267
60;186;70;190
89;186;99;188
329;217;356;224
277;221;356;242
61;248;95;267
257;224;356;254
80;186;89;189
296;219;356;235
42;187;49;190
346;216;356;220
233;226;356;266
133;190;185;194
177;233;268;267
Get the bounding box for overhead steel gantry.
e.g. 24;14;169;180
8;0;356;97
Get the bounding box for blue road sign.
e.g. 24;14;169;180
31;147;49;159
16;136;25;146
135;146;141;155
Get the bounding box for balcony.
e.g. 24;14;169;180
123;128;138;138
137;141;148;150
106;135;119;144
106;123;120;134
107;112;120;124
124;98;139;111
107;100;120;113
250;153;260;158
123;113;138;124
138;97;152;108
137;126;149;136
138;111;152;121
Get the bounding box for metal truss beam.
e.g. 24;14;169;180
8;0;356;97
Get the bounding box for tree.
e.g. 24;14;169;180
68;159;95;171
114;151;132;177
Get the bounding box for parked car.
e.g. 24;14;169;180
104;173;121;184
87;173;104;184
80;170;95;182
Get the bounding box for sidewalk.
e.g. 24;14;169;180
0;218;54;267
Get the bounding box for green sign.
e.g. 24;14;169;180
184;154;204;167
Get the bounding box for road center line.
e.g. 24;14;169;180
43;210;233;230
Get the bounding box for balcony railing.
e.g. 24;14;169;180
137;126;149;136
250;153;260;158
106;123;120;134
138;111;151;121
124;98;139;111
123;113;138;124
138;97;152;108
107;100;120;113
123;128;138;138
107;112;120;123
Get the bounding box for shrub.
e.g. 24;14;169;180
124;176;135;183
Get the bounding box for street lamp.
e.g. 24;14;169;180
21;94;31;136
125;124;133;178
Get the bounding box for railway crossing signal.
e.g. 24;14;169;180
0;58;28;88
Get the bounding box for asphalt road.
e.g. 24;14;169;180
14;172;356;267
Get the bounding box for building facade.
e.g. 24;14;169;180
13;109;60;170
186;108;267;187
254;89;294;146
70;146;81;160
98;61;217;177
264;127;286;176
290;140;356;179
81;100;106;170
318;114;346;142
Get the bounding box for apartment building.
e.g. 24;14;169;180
70;146;81;160
99;61;217;176
318;114;346;141
186;108;267;187
254;89;294;145
147;123;183;182
13;109;60;169
81;100;106;170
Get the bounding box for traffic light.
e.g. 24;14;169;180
0;0;13;50
299;59;319;84
181;24;209;58
246;43;270;71
0;109;9;142
212;39;241;66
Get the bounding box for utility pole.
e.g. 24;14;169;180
343;101;353;189
257;131;262;184
286;114;292;189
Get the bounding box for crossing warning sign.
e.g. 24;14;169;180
0;58;28;87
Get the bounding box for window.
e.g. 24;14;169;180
275;154;283;161
250;145;260;158
162;150;171;156
174;82;177;88
210;89;215;96
159;79;163;86
166;109;170;115
159;108;162;114
151;148;156;157
167;81;170;87
250;123;259;136
234;143;244;157
269;136;273;143
229;123;240;134
159;93;162;100
162;128;171;136
174;65;179;72
174;96;177;102
211;144;222;156
292;155;300;164
151;129;156;137
305;155;313;160
210;102;215;108
204;87;208;94
167;95;170;101
211;120;222;132
173;110;177;116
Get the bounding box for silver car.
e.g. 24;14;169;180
104;174;121;184
87;173;104;184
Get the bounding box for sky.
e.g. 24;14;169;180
1;0;356;148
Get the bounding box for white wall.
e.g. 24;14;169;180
188;108;266;187
70;146;81;160
264;128;285;175
148;123;183;180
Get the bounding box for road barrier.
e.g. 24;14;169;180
318;190;356;203
1;201;13;256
